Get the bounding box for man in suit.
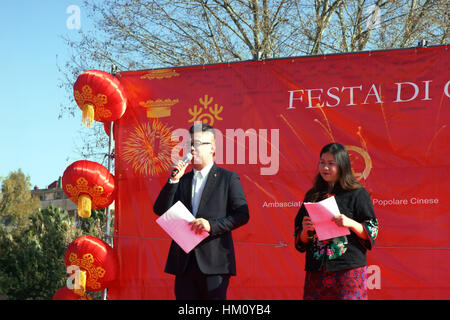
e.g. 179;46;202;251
153;123;250;300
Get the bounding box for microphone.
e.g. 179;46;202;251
171;153;193;178
306;213;315;240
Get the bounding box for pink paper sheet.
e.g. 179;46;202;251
156;201;209;253
303;196;350;241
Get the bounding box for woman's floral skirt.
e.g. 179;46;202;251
303;266;368;300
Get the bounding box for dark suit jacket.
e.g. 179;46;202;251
153;164;249;276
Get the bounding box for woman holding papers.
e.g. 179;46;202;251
294;142;378;300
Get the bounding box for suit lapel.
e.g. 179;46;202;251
182;170;194;212
197;164;219;217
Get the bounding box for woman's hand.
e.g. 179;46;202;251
302;216;315;232
332;214;355;228
298;216;315;244
333;214;369;240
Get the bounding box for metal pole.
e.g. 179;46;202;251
102;65;117;300
105;64;117;246
102;121;113;301
104;121;113;245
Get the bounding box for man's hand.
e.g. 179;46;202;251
189;218;211;234
169;160;189;182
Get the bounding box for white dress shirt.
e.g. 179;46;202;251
191;162;214;217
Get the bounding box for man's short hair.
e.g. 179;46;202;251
189;123;216;138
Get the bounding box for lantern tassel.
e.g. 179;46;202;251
73;270;87;296
81;103;95;128
78;194;92;218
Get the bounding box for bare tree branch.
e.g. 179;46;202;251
58;0;449;160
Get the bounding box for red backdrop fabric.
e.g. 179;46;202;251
107;45;449;299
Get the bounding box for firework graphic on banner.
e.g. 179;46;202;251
121;119;180;177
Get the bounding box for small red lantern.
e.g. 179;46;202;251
64;236;118;292
74;69;127;127
62;160;115;218
53;286;93;300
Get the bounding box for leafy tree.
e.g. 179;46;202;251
0;170;41;229
77;208;114;241
0;206;81;300
0;169;113;299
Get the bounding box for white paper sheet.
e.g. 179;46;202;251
303;196;350;241
156;201;209;253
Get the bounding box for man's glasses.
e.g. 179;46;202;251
186;141;212;148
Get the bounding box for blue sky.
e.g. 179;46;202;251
0;1;98;189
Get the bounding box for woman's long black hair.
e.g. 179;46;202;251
304;142;362;202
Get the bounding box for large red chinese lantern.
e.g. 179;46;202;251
53;286;93;300
64;236;119;292
74;69;127;127
62;160;115;218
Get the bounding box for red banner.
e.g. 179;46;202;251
108;45;449;299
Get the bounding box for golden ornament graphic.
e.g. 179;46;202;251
140;98;179;118
188;94;223;125
346;145;372;181
121;119;179;177
68;252;106;291
65;177;109;208
74;85;112;121
140;69;180;80
297;106;374;181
